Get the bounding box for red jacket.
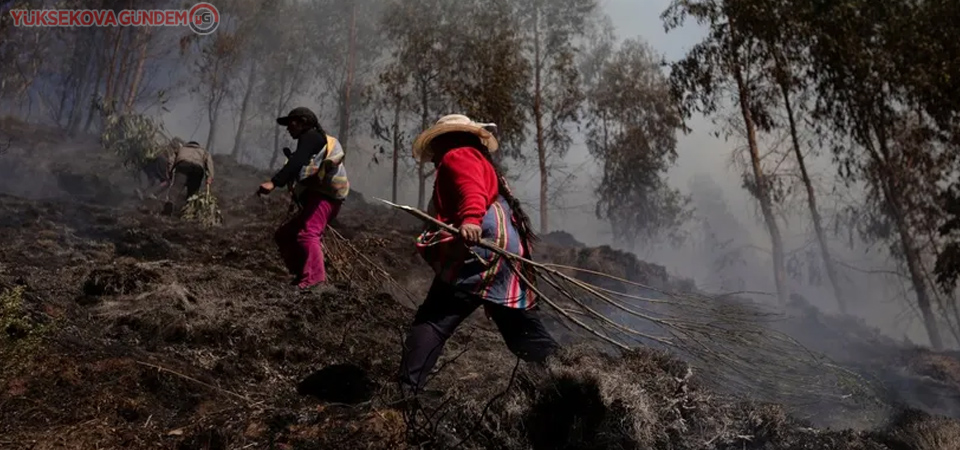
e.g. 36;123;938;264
433;147;498;227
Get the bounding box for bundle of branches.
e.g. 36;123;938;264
322;226;418;307
99;112;168;174
376;199;883;413
180;186;223;227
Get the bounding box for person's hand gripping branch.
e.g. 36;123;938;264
459;222;482;244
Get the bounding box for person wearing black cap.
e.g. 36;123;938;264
258;107;350;292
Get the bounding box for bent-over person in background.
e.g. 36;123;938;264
167;140;214;203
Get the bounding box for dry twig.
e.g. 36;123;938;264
323;225;418;308
135;361;254;404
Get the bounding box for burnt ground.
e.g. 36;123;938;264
2;118;960;449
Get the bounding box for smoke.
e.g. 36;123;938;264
88;0;942;346
0;0;941;351
2;1;959;430
530;0;938;348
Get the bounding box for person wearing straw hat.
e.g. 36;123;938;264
398;114;560;395
257;106;349;293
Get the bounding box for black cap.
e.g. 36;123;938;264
277;107;318;126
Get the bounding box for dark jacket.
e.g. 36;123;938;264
271;128;326;189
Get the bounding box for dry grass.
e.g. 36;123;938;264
1;128;960;448
403;346;894;450
882;410;960;450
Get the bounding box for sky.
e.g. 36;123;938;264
603;0;701;59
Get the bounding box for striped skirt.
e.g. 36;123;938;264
416;196;532;310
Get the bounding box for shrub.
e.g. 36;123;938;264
100;112;170;174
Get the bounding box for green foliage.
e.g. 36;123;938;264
309;0;386;135
0;286;49;372
514;0;598;159
180;188;223;228
442;0;531;152
100;112;168;173
377;0;536;209
585;38;690;246
379;0;530;149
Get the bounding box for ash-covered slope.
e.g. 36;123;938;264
1;119;959;449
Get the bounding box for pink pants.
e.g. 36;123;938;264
275;193;342;288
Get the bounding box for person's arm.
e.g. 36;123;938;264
270;132;324;188
437;148;489;227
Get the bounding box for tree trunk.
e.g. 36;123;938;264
83;51;106;133
533;7;548;234
111;29;135;112
533;6;550;234
117;49;136;113
417;75;430;210
58;45;84;126
232;62;258;160
109;0;136;111
206;97;220;154
124;28;151;113
885;176;944;350
269;73;288;170
733;63;789;306
68;34;96;135
270;124;283;169
778;78;847;313
56;71;73;126
14;57;40;103
871;124;944;350
83;43;107;133
338;3;358;150
392;95;401;203
67;29;100;127
916;213;960;343
103;27;125;112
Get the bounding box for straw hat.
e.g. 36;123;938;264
412;114;499;162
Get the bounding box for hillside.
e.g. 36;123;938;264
1;119;960;449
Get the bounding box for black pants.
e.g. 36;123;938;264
399;278;560;390
173;162;205;200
